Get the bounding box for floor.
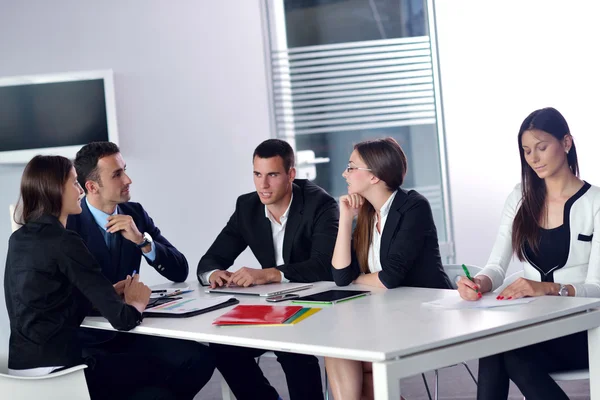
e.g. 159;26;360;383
194;357;591;399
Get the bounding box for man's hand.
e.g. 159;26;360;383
229;267;280;287
209;270;232;289
106;215;143;245
113;275;132;297
498;278;554;300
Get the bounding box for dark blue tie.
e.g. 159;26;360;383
100;228;117;253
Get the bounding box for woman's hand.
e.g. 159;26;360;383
457;276;482;301
497;278;554;300
339;194;364;220
113;275;132;297
123;275;151;313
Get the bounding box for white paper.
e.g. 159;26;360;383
145;296;234;315
424;294;536;309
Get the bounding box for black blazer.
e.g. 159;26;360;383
333;189;452;289
4;215;142;370
197;179;339;283
67;200;188;284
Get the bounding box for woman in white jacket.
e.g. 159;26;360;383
457;107;600;400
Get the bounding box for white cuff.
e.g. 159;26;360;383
200;269;219;285
279;270;289;283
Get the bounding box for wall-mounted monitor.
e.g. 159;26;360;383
0;70;118;164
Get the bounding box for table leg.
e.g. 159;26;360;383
372;360;401;400
589;325;600;399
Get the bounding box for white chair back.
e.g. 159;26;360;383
442;264;483;289
9;204;19;233
0;365;90;400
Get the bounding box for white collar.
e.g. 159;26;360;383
265;193;294;223
379;190;398;220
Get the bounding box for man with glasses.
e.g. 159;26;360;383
197;138;339;400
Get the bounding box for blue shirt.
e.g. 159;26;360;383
85;197;156;261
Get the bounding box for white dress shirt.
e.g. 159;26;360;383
265;195;293;283
202;195;293;284
367;190;398;273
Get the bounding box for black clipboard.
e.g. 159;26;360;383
143;297;239;318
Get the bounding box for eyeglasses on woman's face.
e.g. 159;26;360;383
345;163;372;173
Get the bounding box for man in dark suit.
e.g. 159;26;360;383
197;139;339;400
67;142;215;399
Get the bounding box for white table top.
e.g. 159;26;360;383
82;281;600;362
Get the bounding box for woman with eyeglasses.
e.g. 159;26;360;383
324;137;452;400
4;155;179;399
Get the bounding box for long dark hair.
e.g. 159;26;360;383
512;107;579;260
16;155;73;224
353;137;408;273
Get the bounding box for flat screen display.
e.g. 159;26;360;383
0;79;108;152
0;70;118;163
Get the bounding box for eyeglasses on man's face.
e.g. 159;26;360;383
346;163;372;173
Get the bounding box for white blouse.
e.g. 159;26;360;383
477;182;600;297
368;191;398;273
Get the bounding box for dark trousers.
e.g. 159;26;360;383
83;330;216;400
83;352;177;400
477;331;589;400
212;343;324;400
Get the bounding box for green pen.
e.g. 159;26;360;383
461;264;479;293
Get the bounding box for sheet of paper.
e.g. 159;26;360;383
424;294;536;309
146;296;234;315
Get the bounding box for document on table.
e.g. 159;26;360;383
145;296;237;317
424;294;536;309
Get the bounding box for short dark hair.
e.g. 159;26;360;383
18;155;73;224
74;141;120;192
252;139;295;171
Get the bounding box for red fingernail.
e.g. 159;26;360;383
496;296;500;300
499;296;504;300
507;296;512;300
478;293;482;298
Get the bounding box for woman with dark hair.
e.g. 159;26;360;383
457;107;600;400
325;137;452;400
4;155;177;399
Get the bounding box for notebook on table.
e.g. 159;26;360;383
213;304;313;326
205;282;313;297
292;289;371;305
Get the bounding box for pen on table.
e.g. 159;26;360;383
164;289;194;297
461;264;479;294
151;290;167;294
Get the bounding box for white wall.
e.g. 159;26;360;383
0;0;270;366
435;0;600;273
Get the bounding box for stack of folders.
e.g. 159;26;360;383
213;305;320;327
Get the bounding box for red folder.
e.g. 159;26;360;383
213;305;303;326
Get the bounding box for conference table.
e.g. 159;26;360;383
82;281;600;399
